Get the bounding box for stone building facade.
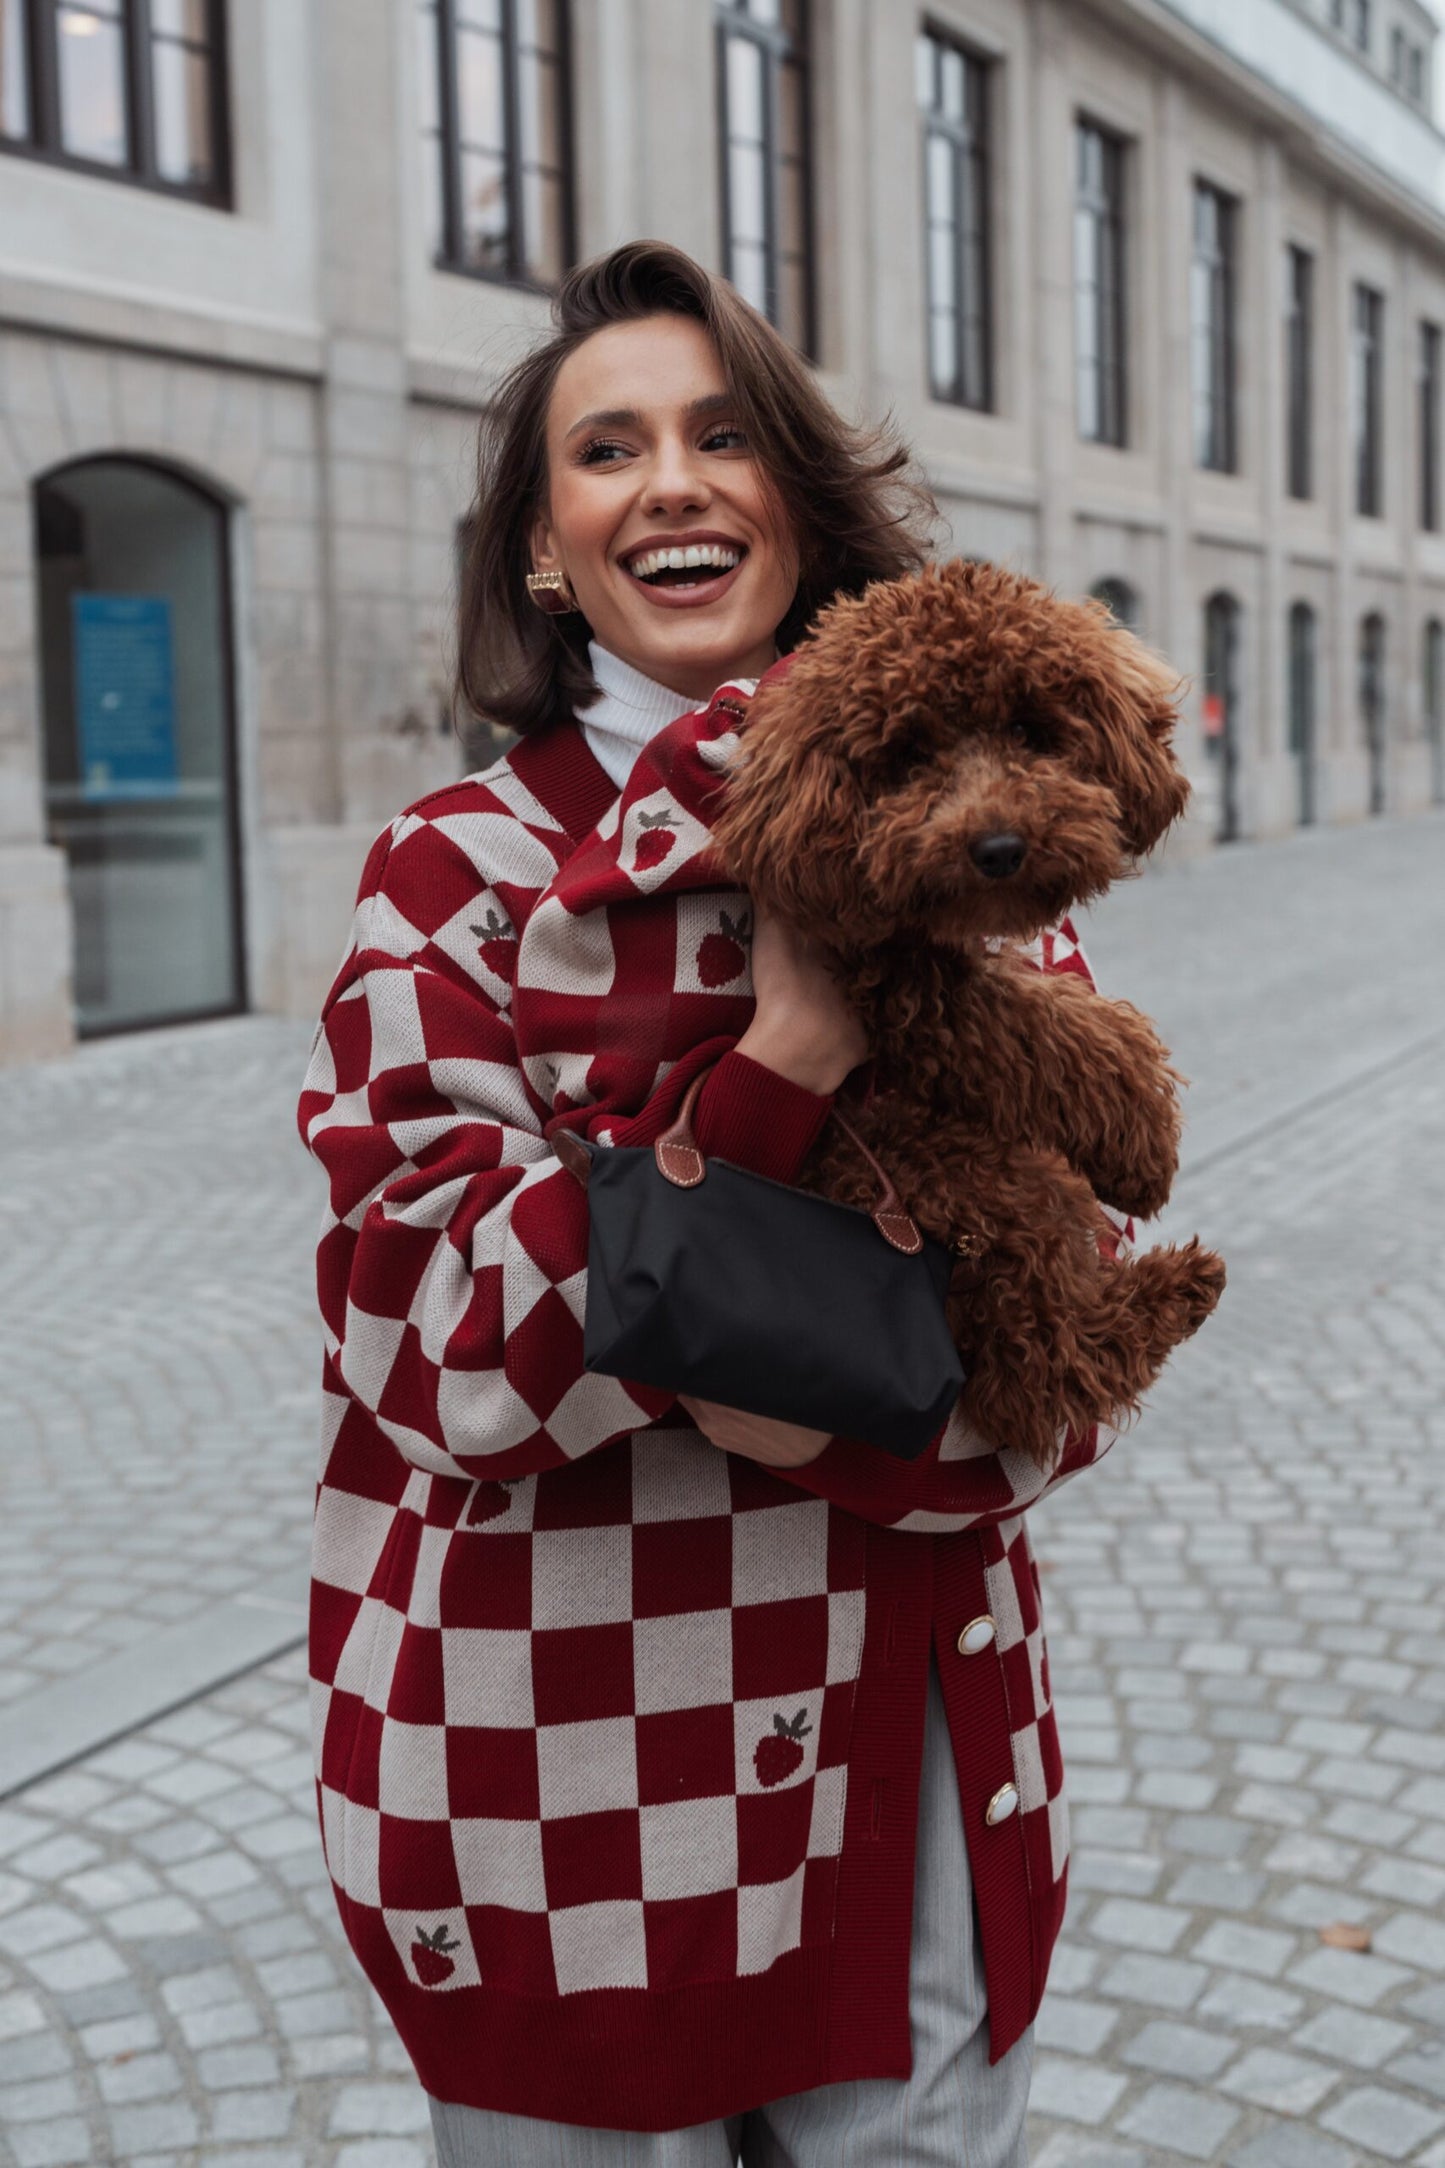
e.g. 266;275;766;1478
0;0;1442;1061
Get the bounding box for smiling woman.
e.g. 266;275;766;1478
301;242;1072;2167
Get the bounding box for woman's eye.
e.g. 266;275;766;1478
578;438;631;466
702;426;748;452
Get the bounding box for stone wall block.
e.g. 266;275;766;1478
325;388;407;464
331;525;410;597
253;452;322;520
252;516;325;594
329;458;410;530
113;354;173;447
168;366;226;469
265;382;321;456
210;377;269;483
0;841;74;1063
49;346;118;452
328;337;407;397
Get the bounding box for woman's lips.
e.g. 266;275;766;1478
620;558;747;610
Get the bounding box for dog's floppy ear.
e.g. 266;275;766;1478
713;651;870;941
1075;630;1190;858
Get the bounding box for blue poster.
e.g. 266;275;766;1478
73;594;178;801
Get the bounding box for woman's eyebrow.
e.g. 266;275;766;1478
562;393;735;445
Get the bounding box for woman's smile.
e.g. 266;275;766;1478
617;529;748;609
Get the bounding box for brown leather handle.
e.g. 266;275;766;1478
654;1065;923;1255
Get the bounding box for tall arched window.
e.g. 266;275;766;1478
1287;601;1317;826
33;457;244;1035
1424;616;1445;807
1359;611;1388;817
1202;590;1242;842
1089;577;1139;631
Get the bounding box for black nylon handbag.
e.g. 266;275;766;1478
552;1067;964;1460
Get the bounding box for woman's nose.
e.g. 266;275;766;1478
642;437;711;514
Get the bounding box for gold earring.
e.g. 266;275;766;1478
525;569;579;616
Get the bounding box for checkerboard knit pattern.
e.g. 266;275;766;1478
297;683;1113;2126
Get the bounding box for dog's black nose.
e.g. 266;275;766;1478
969;832;1027;880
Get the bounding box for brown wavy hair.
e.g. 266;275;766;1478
457;240;936;743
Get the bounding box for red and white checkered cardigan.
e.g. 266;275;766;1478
298;681;1115;2131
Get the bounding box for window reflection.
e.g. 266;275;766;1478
717;0;812;349
422;0;573;287
1;0;29;142
5;0;225;198
57;1;130;169
918;28;990;410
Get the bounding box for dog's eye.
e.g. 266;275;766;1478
1007;715;1047;752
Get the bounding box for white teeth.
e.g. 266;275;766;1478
627;543;743;579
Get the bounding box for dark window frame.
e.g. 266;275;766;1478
426;0;576;293
0;0;231;208
918;22;992;413
1074;116;1128;449
1287;598;1317;826
1353;282;1385;519
1192;179;1238;475
1420;320;1441;533
715;0;815;354
1285;243;1313;501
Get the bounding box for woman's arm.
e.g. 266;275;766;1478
686;917;1124;1526
299;820;833;1484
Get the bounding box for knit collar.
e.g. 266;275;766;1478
578;643;759;788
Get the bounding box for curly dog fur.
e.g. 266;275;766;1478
715;558;1226;1467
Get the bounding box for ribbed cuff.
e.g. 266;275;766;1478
692;1051;833;1183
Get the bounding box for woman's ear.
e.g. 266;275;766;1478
529;508;561;578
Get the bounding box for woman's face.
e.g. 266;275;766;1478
532;314;800;704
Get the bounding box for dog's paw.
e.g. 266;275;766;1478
1172;1239;1227;1333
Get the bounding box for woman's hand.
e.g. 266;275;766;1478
678;1394;833;1467
734;908;868;1096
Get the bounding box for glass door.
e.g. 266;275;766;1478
35;459;245;1034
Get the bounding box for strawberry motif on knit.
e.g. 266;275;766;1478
411;1923;460;1985
696;909;750;989
466;1480;513;1527
632;808;677;871
470;908;518;984
755;1710;811;1788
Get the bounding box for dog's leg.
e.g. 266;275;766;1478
948;1150;1225;1466
958;963;1184;1219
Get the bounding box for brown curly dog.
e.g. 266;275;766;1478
715;558;1226;1468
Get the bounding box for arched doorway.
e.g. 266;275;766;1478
1424;617;1445;808
1359;611;1388;818
34;459;245;1035
1202;590;1242;843
1287;601;1317;827
1089;577;1140;631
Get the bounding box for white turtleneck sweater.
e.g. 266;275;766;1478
578;641;757;790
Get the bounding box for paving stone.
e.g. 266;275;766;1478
1293;2006;1413;2070
1319;2085;1445;2160
1025;2054;1129;2126
1225;2122;1358;2168
1218;2044;1339;2113
1119;2018;1233;2081
1192;1919;1297;1976
1116;2079;1242;2159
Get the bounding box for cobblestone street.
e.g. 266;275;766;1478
0;813;1442;2167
